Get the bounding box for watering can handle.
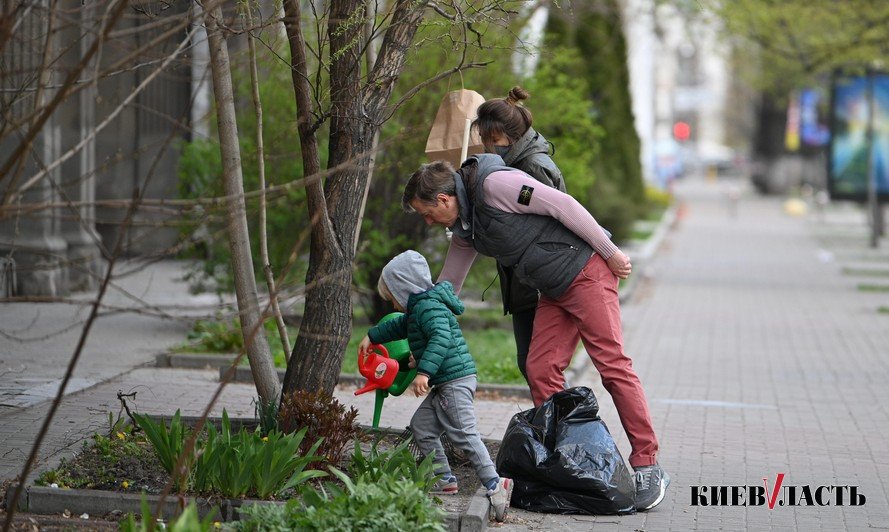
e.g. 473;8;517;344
361;343;388;363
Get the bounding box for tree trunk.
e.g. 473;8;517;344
205;3;279;405
280;0;428;395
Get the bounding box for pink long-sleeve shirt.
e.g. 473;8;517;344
438;169;618;293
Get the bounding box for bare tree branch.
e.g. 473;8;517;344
245;0;291;356
282;0;331;257
429;2;457;20
0;1;32;57
363;0;431;116
386;61;490;122
0;157;381;220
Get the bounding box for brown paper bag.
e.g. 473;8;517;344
425;89;486;168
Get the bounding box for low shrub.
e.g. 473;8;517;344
120;498;218;532
586;177;639;245
233;468;446;532
277;389;364;467
184;317;245;353
645;183;673;212
348;436;439;492
231;501;293;531
294;468;446;531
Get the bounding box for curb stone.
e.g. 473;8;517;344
9;484;272;521
155;352;238;370
461;486;491;532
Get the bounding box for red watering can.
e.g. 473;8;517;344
355;344;400;396
355;312;417;428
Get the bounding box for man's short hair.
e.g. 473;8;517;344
401;160;456;212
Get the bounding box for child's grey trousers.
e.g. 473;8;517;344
410;375;499;487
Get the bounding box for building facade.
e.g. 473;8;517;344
0;1;194;296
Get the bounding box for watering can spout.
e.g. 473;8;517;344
355;381;382;395
355;344;399;396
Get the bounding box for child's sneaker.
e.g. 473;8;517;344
486;477;513;522
431;475;458;495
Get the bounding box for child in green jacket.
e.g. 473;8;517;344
358;250;513;521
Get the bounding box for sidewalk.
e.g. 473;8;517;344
3;174;889;530
0;261;232;412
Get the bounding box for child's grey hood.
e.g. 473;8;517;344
381;250;434;310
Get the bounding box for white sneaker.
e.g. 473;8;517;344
487;477;513;522
431;475;458;495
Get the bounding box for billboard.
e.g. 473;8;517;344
786;88;830;152
827;73;889;200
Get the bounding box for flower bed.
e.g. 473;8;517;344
14;409;500;530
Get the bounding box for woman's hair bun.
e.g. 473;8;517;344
505;86;530;104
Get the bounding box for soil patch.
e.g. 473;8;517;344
34;434;167;495
0;510;119;531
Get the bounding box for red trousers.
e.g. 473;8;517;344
526;253;659;467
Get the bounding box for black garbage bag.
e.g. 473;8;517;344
495;387;636;515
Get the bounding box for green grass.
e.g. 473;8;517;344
171;343;219;355
857;283;889;292
268;325;365;371
842;267;889;277
340;326;364;375
630;228;654;241
342;321;524;385
463;327;525;384
879;306;889;314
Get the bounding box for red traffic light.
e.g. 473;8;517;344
673;121;691;142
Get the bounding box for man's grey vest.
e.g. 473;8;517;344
450;154;593;299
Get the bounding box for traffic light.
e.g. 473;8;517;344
673;121;691;142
